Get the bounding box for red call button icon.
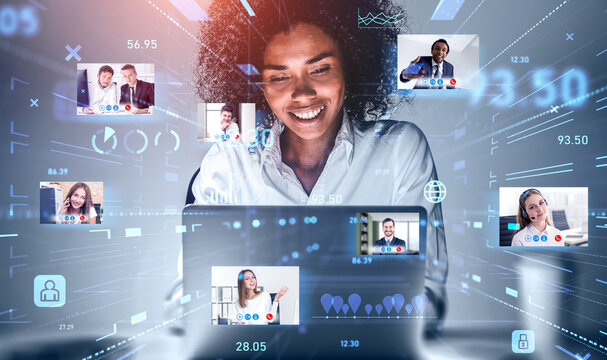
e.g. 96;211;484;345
555;235;562;242
266;313;273;321
125;105;131;111
396;247;402;252
80;216;85;221
450;79;456;85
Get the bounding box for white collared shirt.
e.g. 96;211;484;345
233;292;278;325
431;59;444;78
384;235;393;246
89;82;118;110
511;223;563;246
193;112;447;282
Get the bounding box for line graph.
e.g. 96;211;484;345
358;8;405;28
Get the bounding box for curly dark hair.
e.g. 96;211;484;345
195;0;409;128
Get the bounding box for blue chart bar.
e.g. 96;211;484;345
239;0;256;17
131;311;147;325
431;0;468;21
505;287;518;298
168;0;211;21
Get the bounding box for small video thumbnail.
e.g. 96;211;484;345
76;63;154;115
40;182;103;224
356;212;420;255
197;103;256;143
499;187;588;247
211;266;299;325
397;34;479;90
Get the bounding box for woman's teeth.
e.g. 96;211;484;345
292;106;324;120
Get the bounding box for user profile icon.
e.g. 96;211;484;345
34;275;66;307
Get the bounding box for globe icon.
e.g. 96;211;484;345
424;180;446;203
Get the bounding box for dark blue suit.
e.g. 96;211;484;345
416;56;454;78
400;56;455;89
120;80;155;108
374;237;406;248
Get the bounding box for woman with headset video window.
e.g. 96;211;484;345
511;188;563;246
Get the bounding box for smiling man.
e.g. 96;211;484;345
373;218;407;252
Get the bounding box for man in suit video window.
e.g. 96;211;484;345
119;64;154;114
400;38;454;89
373;218;407;249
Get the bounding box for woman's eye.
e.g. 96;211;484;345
310;65;330;75
269;75;289;82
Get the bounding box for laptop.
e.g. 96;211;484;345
182;205;428;359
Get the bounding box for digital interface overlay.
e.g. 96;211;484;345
1;0;607;359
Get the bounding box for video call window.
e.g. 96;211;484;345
397;34;479;90
197;103;256;143
76;63;154;115
499;187;588;247
211;266;299;326
39;182;103;224
356;212;420;255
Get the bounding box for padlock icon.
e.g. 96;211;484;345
518;334;528;349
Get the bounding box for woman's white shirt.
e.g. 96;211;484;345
193;112;447;282
511;223;563;246
233;292;278;325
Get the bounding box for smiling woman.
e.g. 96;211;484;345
511;189;563;246
55;182;97;224
191;0;448;325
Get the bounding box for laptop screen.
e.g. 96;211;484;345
182;205;428;358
